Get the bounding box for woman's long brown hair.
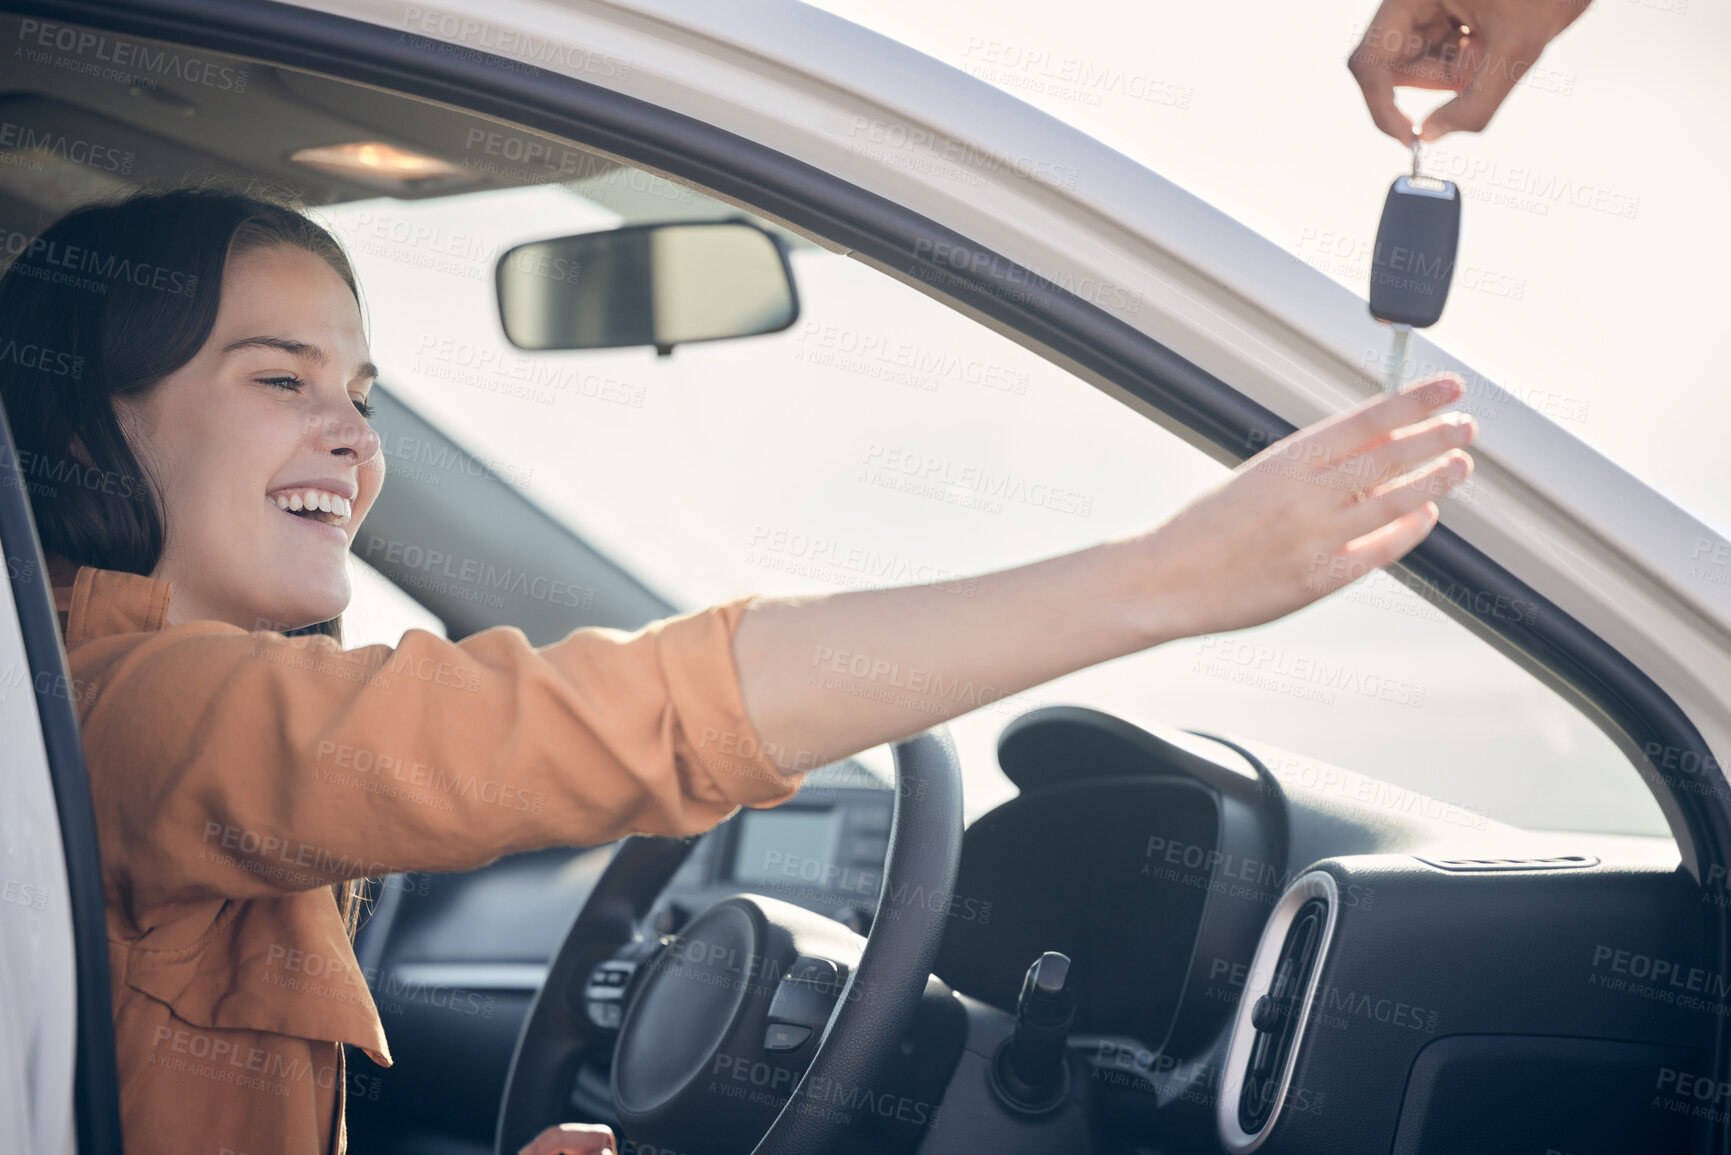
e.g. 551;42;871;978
0;182;376;940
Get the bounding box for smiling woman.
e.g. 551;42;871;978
0;187;381;641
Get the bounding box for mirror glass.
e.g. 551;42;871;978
497;220;798;353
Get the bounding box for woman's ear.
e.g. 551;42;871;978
68;432;95;468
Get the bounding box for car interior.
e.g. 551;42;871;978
2;7;1727;1155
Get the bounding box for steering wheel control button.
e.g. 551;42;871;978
763;1023;813;1052
583;958;639;1031
767;955;846;1027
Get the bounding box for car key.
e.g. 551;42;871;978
1370;141;1462;388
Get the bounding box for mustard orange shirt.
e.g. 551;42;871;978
46;554;800;1155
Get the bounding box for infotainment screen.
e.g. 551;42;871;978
729;808;841;886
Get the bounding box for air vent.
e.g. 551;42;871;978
1237;897;1326;1132
1417;855;1599;872
1218;870;1340;1153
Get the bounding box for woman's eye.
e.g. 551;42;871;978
261;375;374;420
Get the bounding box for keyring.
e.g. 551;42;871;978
1411;137;1422;179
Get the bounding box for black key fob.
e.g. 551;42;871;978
1369;175;1461;328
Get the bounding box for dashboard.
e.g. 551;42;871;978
918;705;1703;1155
350;702;1709;1155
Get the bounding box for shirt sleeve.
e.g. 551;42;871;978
69;594;803;931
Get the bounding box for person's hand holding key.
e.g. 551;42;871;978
1349;0;1594;143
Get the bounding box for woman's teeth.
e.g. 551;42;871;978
270;489;351;526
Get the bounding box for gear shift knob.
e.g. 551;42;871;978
991;951;1076;1113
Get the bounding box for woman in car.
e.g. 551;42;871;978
0;187;1474;1155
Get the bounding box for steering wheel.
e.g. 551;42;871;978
495;728;963;1155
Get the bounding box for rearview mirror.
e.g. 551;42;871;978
495;220;799;355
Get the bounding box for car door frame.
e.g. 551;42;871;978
0;404;125;1154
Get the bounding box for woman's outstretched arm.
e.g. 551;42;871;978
733;375;1477;773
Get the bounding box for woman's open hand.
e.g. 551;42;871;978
518;1122;618;1155
1133;374;1476;641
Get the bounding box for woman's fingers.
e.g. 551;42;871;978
518;1123;617;1155
1133;373;1478;640
1328;411;1477;501
1341;501;1442;578
1268;375;1465;476
1334;448;1472;543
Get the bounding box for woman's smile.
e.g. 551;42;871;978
269;494;352;542
268;485;357;536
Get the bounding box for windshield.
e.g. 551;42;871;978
800;0;1728;540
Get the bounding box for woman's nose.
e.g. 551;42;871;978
305;399;381;464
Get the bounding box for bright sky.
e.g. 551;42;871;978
805;0;1731;536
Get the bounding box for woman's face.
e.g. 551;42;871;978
114;243;385;631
